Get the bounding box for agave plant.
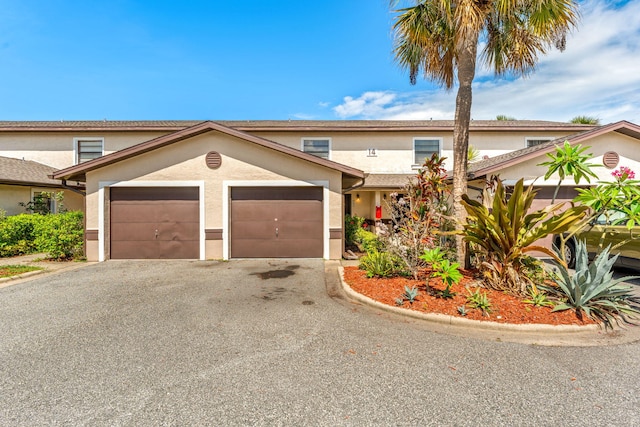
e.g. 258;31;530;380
462;177;587;295
542;240;640;328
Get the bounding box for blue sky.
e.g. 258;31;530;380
0;0;638;123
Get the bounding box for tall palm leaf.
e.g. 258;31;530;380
391;0;580;265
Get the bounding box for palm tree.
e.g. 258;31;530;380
570;115;600;125
391;0;579;264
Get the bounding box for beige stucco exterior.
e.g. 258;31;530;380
496;133;640;185
0;131;169;169
83;131;345;261
0;185;83;216
251;130;575;174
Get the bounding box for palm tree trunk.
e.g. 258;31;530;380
452;37;478;267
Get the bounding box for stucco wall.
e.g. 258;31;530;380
251;130;577;174
0;131;169;169
0;185;84;216
84;131;345;260
497;133;640;184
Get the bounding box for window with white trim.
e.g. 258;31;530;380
74;138;104;164
302;138;331;159
413;138;441;165
525;137;553;148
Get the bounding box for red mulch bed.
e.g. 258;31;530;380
343;266;595;326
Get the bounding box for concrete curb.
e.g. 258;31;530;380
0;269;46;283
338;266;600;334
0;262;94;289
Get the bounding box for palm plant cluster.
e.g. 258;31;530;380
353;151;640;328
390;0;579;264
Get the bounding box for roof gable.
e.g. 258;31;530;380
52;121;365;181
467;121;640;179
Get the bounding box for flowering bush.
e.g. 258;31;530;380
611;166;635;181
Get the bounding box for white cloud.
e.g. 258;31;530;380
333;0;640;124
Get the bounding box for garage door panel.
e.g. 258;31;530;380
110;204;158;223
111;241;159;260
158;240;199;259
231;201;279;221
230;186;323;258
277;240;323;258
110;187;200;260
232;221;276;239
231;239;278;258
157;222;200;241
277;201;323;221
278;221;323;239
110;223;156;241
157;202;199;222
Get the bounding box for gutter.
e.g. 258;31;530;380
342;176;366;194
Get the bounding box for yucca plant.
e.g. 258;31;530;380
462;177;588;295
542;240;640;329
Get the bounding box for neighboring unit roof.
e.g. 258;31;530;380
51;121;365;182
0;119;595;133
361;174;415;189
0;156;62;187
467;120;640;179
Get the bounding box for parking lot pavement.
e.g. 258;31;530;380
1;259;639;426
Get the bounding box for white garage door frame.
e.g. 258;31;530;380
222;180;330;260
98;180;206;262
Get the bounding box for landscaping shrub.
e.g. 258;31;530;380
542;240;640;328
354;228;383;253
33;211;84;260
359;250;401;278
0;214;41;257
0;211;83;259
345;214;365;246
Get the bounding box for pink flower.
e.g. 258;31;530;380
612;166;635;181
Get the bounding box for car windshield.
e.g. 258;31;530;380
595;210;628;226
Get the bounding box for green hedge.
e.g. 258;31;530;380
0;211;84;259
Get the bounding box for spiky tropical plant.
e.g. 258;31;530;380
542;241;640;328
391;0;580;265
461;178;587;294
538;141;600;204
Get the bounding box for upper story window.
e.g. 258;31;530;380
413;137;441;166
525;137;553;148
302;138;331;159
74;137;104;164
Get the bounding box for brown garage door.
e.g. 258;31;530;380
231;187;323;258
110;187;199;259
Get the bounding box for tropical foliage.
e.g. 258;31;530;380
542;241;640;328
570;115;600;125
461;178;587;294
379;154;454;279
538;141;600;203
391;0;579;264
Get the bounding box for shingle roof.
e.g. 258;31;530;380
0;156;61;186
0;119;594;132
466;120;640;178
361;174;415;188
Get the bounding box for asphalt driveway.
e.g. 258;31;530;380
1;259;640;426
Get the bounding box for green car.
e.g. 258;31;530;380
554;210;640;270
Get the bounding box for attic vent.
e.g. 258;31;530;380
206;151;222;169
602;151;619;169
